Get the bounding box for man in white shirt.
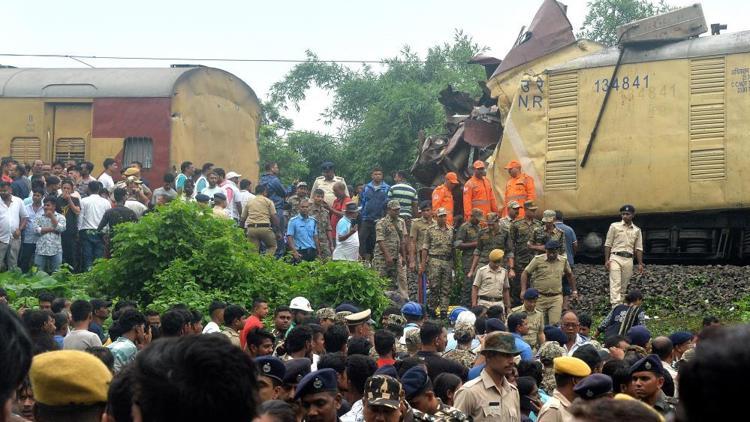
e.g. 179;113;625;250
0;181;28;271
63;299;103;351
215;168;240;220
236;179;255;211
98;158;118;192
78;181;111;271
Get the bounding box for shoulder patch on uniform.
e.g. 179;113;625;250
462;377;483;388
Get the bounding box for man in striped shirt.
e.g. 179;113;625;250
388;170;418;223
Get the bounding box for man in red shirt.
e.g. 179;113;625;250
374;329;397;367
240;298;269;349
328;181;352;230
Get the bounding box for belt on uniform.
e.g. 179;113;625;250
247;223;271;228
429;254;452;260
612;251;633;258
538;291;562;297
479;295;502;301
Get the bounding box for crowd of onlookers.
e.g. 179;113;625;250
0;286;743;422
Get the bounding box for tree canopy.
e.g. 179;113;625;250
262;31;487;185
577;0;675;46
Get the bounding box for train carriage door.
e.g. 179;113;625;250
52;104;91;163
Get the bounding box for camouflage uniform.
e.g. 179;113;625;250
537;341;566;395
498;216;514;233
373;215;407;291
385;313;408;356
509;218;543;305
530;225;567;257
310;202;333;260
443;347;477;370
473;226;511;268
432;400;472;422
422;224;454;316
286;195;309;218
454;220;481;305
316;308;336;322
410;217;435;300
335;311;352;326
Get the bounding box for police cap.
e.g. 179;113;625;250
574;373;613;400
256;356;286;384
283;358;312;385
481;331;521;355
294;368;339;400
401;366;431;400
629;354;664;376
545;240;561;250
620;204;636;213
668;331;693;346
553;356;591;377
523;288;540;300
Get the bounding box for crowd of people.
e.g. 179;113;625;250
0;288;741;422
0;156;744;422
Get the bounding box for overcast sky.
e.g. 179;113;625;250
2;0;744;133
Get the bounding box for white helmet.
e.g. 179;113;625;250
456;310;476;327
289;296;313;312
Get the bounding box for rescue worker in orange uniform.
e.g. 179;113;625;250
503;160;536;219
463;160;498;222
431;172;459;226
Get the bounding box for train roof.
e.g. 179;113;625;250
0;66;248;98
549;30;750;73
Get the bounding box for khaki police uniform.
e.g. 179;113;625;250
473;264;509;310
422;224;454;314
511;304;544;350
241;195;277;256
454;368;520;422
524;255;571;326
311;175;347;207
536;389;572;422
605;220;643;305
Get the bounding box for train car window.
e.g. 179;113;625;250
55;138;85;163
11;137;41;164
123;137;153;168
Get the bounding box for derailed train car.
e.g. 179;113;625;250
488;4;750;261
0;66;261;182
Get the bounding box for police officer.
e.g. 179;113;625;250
511;289;545;351
281;357;312;401
455;208;483;305
421;207;454;319
471;249;511;312
604;204;645;306
454;331;522;421
520;240;576;326
537;356;591;422
312;161;349;207
629;355;676;417
402;366;471;421
373;200;407;294
295;368;342;422
256;355;287;402
467;213;510;280
509;201;542;306
573;373;613;401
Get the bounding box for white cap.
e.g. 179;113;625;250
456;310;476;327
289;296;313;312
226;171;242;179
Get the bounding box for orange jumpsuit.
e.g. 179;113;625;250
503;173;536;218
431;184;454;226
463;176;497;222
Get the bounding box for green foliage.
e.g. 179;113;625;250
267;30;487;183
577;0;675;46
0;267;90;309
80;201;389;317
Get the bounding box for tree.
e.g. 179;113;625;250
268;30;487;184
577;0;675;46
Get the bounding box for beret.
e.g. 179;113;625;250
489;249;505;262
553;356;592;377
630;354;664;375
256;356;286;384
30;350;112;406
627;326;652;348
574;373;613;400
668;331;693;346
283;358;312;385
294;368;338;400
401;366;430;400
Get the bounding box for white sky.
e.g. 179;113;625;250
1;1;744;134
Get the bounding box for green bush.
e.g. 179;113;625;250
0;267;90;309
79;201;390;316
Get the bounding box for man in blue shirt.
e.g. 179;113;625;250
260;162;291;258
508;312;533;361
286;199;320;263
358;167;390;262
555;210;578;310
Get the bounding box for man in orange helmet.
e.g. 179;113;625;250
432;172;459;226
503;160;536;218
463;160;497;222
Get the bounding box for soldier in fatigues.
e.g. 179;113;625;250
442;322;477;369
509;201;542;307
310;189;333;260
499;200;521;233
409;201;435;301
455;208;483;306
401;366;471;421
287;182;309;218
421;207;454;319
529;210;566;257
373;200;407;292
537;341;566;395
467;213;510;280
